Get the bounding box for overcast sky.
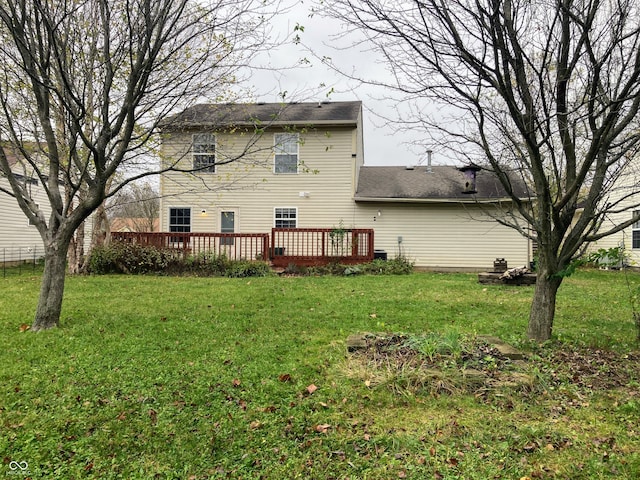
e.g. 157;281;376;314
241;1;429;167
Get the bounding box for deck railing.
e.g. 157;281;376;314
270;228;374;267
110;228;375;267
110;232;269;261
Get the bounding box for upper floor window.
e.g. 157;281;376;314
274;133;299;174
633;211;640;248
193;133;216;173
274;207;297;228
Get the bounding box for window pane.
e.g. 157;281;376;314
221;211;235;232
169;208;191;233
193;133;215;173
274;133;298;174
275;154;297;173
220;211;234;246
275;207;297;228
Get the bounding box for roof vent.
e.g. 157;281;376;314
458;163;481;194
405;165;414;170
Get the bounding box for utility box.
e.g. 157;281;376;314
374;250;387;261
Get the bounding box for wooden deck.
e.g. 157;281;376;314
110;232;270;262
270;228;374;267
110;228;375;267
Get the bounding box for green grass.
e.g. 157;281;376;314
1;269;639;478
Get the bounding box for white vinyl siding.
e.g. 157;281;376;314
354;203;531;270
274;133;298;174
158;110;533;269
159;126;359;233
1;169;93;263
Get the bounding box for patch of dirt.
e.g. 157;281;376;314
359;334;514;377
348;334;640;394
534;346;640;391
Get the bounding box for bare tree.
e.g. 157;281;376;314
0;0;279;331
108;182;160;232
318;0;640;341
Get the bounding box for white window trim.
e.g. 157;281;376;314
274;207;298;228
273;132;299;174
192;133;216;173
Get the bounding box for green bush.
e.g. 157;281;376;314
86;244;119;274
87;242;175;274
584;246;629;269
86;242;272;277
360;255;415;275
224;260;272;278
303;255;415;276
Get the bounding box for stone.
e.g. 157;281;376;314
477;335;525;360
346;334;369;352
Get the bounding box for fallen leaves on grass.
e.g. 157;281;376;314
315;423;331;433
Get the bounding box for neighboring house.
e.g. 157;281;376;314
583;162;640;266
159;101;533;270
110;217;160;233
0;148;50;263
1;144;94;265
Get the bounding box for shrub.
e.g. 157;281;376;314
225;260;272;278
584;246;630;269
86;244;119;274
86;242;272;278
360;255;415;275
86;242;175;274
303;255;414;276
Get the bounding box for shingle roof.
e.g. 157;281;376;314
355;165;530;202
161;101;362;129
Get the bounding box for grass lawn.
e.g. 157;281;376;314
1;268;639;479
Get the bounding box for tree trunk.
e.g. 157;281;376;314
31;242;69;331
67;220;85;274
527;271;563;342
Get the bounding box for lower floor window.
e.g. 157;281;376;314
275;207;297;228
633;210;640;249
169;207;191;243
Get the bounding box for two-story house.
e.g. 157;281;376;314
159;101;533;270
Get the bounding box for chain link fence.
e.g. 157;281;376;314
1;246;43;277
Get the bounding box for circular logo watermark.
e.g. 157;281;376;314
7;461;30;476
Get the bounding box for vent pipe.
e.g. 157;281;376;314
426;149;433;173
458;163;481;194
